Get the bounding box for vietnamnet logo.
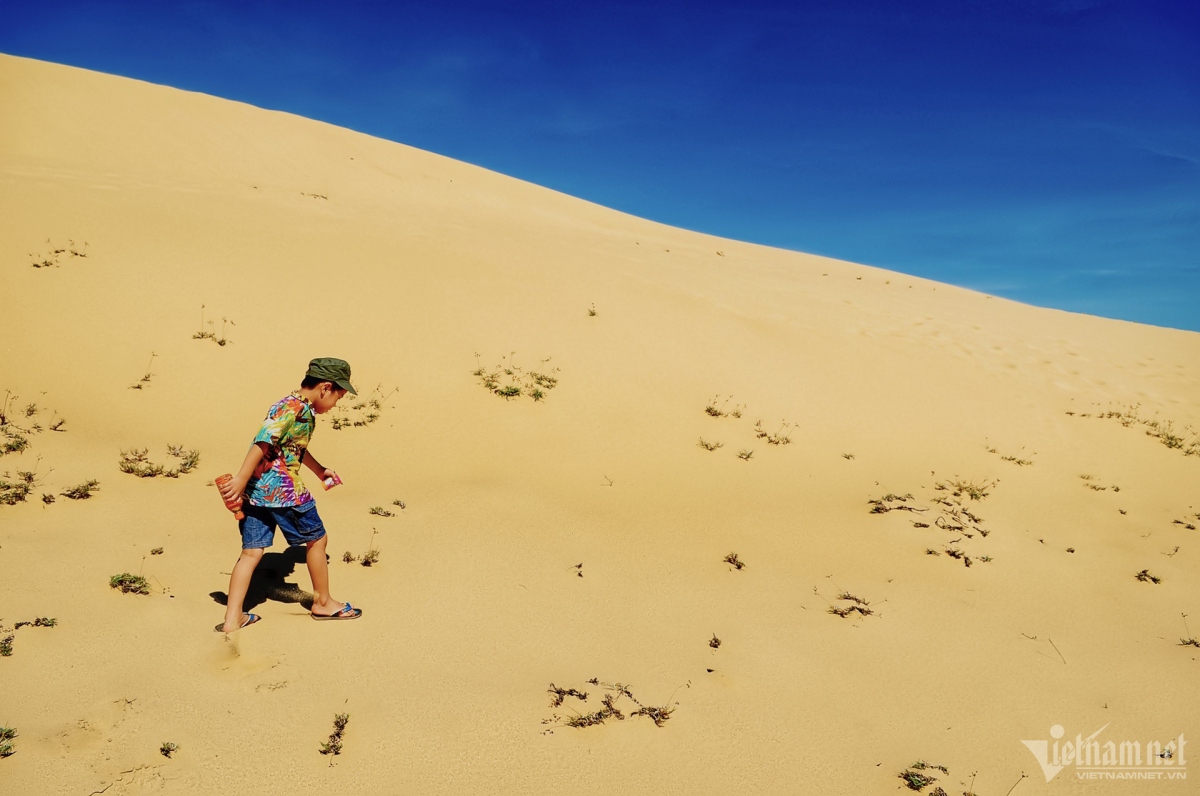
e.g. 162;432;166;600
1022;724;1187;782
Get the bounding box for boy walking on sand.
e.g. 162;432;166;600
216;357;363;632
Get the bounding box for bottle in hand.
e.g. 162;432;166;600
214;473;245;520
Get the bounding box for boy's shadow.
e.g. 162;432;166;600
210;546;318;612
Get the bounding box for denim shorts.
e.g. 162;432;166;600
239;501;326;549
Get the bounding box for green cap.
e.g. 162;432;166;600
306;357;357;395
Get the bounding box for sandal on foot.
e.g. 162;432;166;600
311;602;362;621
214;613;261;633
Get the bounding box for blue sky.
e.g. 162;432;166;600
4;1;1198;330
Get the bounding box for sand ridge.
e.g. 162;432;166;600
2;53;1199;794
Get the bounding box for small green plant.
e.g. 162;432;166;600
60;479;100;500
828;591;874;618
0;471;38;505
368;506;394;517
193;305;234;346
587;304;596;317
842;453;855;460
41;493;55;504
342;551;356;563
548;684;589;707
1135;569;1162;584
697;438;723;451
1180;615;1200;648
934;478;995;501
160;742;179;758
551;680;676;730
119;447;199;478
867;493;921;514
13;617;56;629
709;634;721;649
392;499;406;509
109;573;151;594
704;395;743;418
0;632;12;657
150;547;164;555
1093;405;1200;457
130;353;156;390
723;552;745;570
754;419;795;445
736;449;753;461
328;384;395;429
473;353;560;402
359;529;380;567
319;713;350;756
0;726;16;758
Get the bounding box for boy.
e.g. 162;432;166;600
216;357;363;632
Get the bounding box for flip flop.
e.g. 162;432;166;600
214;613;261;633
311;602;362;621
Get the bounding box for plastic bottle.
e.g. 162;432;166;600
214;473;245;520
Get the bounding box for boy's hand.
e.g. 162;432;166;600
218;474;248;503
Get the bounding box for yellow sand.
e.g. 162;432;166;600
1;53;1198;794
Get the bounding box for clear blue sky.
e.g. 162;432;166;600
4;1;1198;330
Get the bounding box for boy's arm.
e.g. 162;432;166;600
302;450;334;481
218;443;268;502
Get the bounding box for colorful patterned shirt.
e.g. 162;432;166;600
246;392;316;507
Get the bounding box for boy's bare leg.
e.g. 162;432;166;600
222;548;264;632
305;535;345;616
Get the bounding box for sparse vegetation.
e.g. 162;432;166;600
587;303;596;317
709;634;721;649
60;479;100;500
0;726;15;758
0;470;38;505
109;573;150;594
119;446;199;478
350;529;381;567
547;680;677;730
328;383;395;429
868;493;922;514
723;552;745;570
29;238;88;268
753;419;795;445
704;395;744;419
392;499;406;509
368;506;394;518
898;760;949;791
160;742;179;758
473;353;560;403
828;590;874;618
193;305;234;346
151;547;164;555
736;449;753;461
934;478;995;501
129;353;156;390
319;713;350;757
1135;569;1162;585
1179;615;1198;648
987;445;1034;466
548;684;589;707
1094;405;1200;457
697;438;723;451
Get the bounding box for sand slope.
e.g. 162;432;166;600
1;53;1198;794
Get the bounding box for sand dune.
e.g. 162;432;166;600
1;53;1198;794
